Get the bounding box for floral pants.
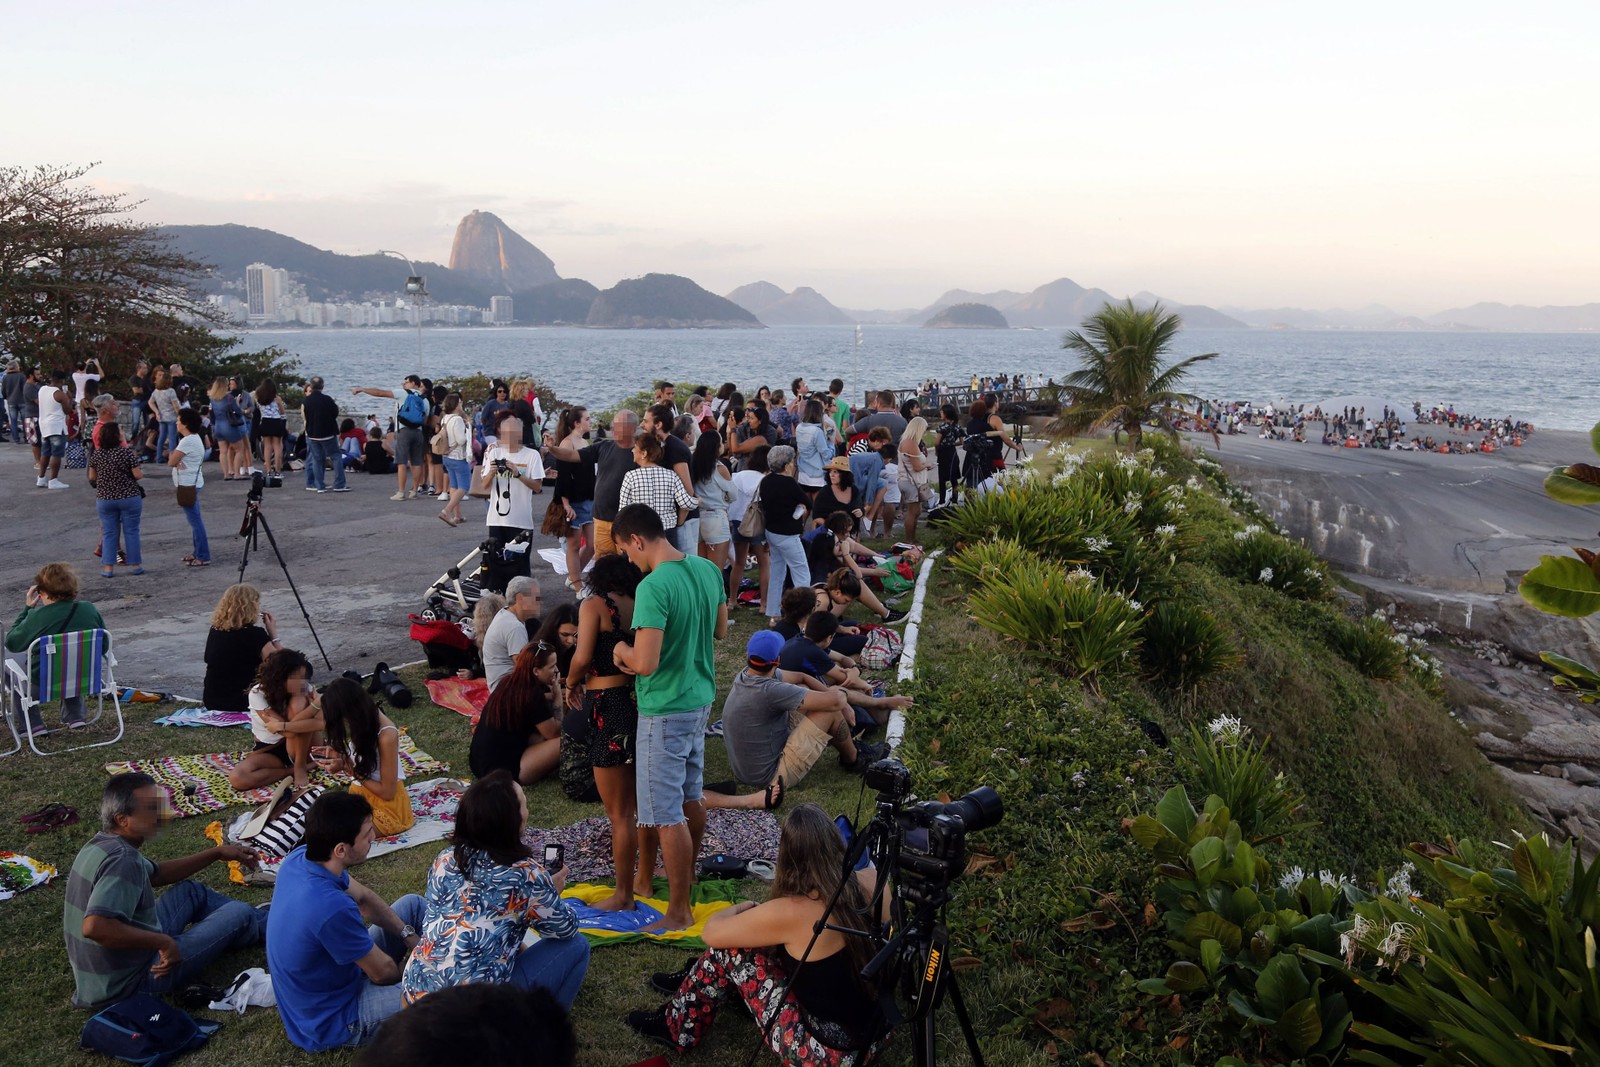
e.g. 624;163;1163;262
664;947;885;1066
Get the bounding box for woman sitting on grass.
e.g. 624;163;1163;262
313;676;414;836
229;649;321;793
626;803;886;1063
470;643;562;785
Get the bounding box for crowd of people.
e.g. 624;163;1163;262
7;365;1014;1064
1183;398;1538;454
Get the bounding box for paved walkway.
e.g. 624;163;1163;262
0;445;575;694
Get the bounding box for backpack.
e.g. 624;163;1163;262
398;390;428;428
80;993;222;1066
857;626;904;671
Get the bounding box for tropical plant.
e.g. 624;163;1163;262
1178;719;1311;843
1540;651;1600;703
1519;419;1600;700
1130;785;1356;1060
1141;600;1241;692
1053;299;1219;450
1212;527;1328;601
1326;615;1407;682
1305;834;1600;1066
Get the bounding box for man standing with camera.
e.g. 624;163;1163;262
300;377;348;494
352;376;430;501
477;413;544;540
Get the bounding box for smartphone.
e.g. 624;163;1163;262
544;843;564;869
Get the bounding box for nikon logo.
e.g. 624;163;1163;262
923;947;942;983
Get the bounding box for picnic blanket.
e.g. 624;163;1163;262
105;732;448;818
558;880;742;948
522;808;781;884
425;676;490;723
153;707;252;728
0;851;57;903
212;778;466;885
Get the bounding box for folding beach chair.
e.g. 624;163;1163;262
2;627;124;755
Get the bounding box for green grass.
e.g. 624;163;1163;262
0;629;891;1067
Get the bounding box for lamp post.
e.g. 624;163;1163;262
378;250;428;376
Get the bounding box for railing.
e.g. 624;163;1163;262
871;385;1059;413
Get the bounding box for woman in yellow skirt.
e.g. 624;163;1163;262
312;676;415;836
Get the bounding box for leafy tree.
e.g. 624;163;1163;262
1053;299;1218;449
0;162;224;378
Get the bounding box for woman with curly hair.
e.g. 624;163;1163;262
563;552;643;910
228;648;322;792
626;803;886;1063
313;676;414;836
202;584;282;713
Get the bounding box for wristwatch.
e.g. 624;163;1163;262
400;924;417;940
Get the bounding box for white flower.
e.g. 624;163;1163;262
1341;913;1376;965
1067;567;1096;582
1384;862;1416;899
1258;567;1275;583
1084;536;1110;553
1155;524;1177;538
1378;921;1418;968
1071;771;1087;789
1318;869;1352;891
1243;524;1262;535
1123;495;1143;515
1279;865;1307;892
1207;715;1248;744
1125;598;1143;612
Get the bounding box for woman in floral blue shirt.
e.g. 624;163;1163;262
401;771;589;1008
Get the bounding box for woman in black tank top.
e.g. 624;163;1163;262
626;804;886;1062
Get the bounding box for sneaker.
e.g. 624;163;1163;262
36;476;47;487
704;718;726;738
47;479;70;489
624;1006;676;1051
65;719;88;730
391;491;407;501
883;607;909;624
437;491;450;501
405;490;418;500
316;488;328;494
305;486;321;492
648;955;703;996
331;486;351;493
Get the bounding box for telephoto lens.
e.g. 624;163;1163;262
366;662;413;708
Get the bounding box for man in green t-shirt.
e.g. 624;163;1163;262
64;772;264;1010
612;503;728;932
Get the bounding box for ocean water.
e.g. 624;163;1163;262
236;325;1600;431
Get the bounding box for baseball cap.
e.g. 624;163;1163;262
746;630;785;667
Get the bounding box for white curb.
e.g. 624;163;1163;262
887;548;942;752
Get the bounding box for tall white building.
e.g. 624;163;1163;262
246;263;279;322
490;295;514;324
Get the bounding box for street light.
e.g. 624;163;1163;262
378;250;427;375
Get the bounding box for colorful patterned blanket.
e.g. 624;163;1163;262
153;708;253;728
0;851;57;902
425;677;490;723
521;808;781;885
559;880;742;948
105;732;448;818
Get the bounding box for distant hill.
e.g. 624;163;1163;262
905;288;1027;325
448;210;560;292
1129;292;1248;330
726;281;854;325
511;279;599;325
840;306;921;324
160;224;494;305
1424;301;1600;332
587;274;763;329
924;302;1008;329
1001;277;1120;328
1219;304;1404;329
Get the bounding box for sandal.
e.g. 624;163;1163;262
186;558;211;568
764;775;784;811
181;554;196;563
19;802;73;826
438;512;461;527
101;569;115;578
24;804;81;833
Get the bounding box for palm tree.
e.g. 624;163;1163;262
1054;299;1218;450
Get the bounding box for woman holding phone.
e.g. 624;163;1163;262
313;675;414;836
401;770;589;1009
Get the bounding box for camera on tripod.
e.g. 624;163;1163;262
865;759;1003;908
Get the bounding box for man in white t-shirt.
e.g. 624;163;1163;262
36;368;73;489
482;576;542;690
477;415;545;538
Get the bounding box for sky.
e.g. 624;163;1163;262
5;1;1598;313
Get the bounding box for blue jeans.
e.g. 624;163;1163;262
635;703;710;827
305;436;345;490
510;934;591;1011
156;420;178;462
96;496;143;567
139;879;266;996
341;894;427;1047
764;532;810;616
182;488;210;562
5;402;21;443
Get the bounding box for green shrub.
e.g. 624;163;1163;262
1306;835;1600;1066
947;537;1040;587
1141;598;1240;691
1211;527;1328;600
1177;719;1312;844
1328;615;1407;681
967;554;1143;690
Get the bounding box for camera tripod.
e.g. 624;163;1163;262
746;799;989;1067
238;485;332;670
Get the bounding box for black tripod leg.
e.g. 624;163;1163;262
250;511;334;671
945;973;987;1067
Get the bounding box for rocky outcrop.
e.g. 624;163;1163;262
511;278;598;325
587;274;762;329
726;282;854;325
924;302;1008;329
447;210;559;292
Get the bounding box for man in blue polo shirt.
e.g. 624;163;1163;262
266;792;426;1051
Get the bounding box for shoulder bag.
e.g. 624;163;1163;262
737;482;765;538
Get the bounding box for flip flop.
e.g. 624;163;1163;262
24;804;81;833
746;859;776;882
101;570;115;578
19;802;73;825
186;559;211;568
764;775;785;811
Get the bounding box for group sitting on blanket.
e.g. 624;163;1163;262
68;772;885;1063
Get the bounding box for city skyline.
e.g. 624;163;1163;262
5;1;1598;313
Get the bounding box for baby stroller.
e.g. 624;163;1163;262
418;532;532;624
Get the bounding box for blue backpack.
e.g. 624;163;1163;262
398;390;428;428
80;993;221;1066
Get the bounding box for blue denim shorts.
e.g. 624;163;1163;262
569;499;594;528
41;434;67;458
635;704;710;827
442;456;471;490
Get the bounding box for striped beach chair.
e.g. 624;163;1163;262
2;627;124;756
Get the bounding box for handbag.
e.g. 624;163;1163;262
541;496;572;538
239;782;325;859
175;484;196;508
430;425;451;456
737;485;765;538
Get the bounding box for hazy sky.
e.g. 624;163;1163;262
6;1;1597;312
